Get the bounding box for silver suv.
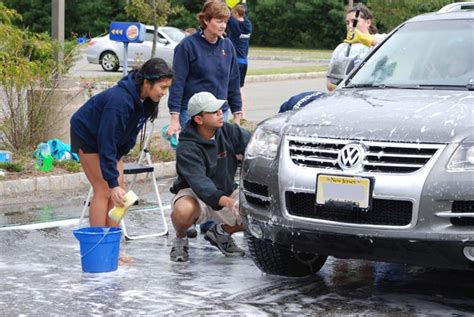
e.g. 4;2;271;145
241;4;474;276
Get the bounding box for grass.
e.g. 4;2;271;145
248;65;328;76
94;74;122;82
249;46;333;60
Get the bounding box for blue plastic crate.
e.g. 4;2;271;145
0;150;12;163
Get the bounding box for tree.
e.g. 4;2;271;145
125;0;181;58
2;0;128;38
2;0;50;33
168;0;202;30
248;0;345;49
67;1;128;37
0;2;77;150
366;0;459;33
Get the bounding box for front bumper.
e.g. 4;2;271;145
243;216;474;270
86;54;99;64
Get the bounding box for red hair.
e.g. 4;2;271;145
197;0;230;29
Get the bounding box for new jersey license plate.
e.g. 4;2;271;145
316;174;372;209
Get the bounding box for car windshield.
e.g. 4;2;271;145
161;27;185;43
347;19;474;88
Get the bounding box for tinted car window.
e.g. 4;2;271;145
348;19;474;87
144;29;166;42
161;27;185;43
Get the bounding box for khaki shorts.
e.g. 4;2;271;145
172;188;241;226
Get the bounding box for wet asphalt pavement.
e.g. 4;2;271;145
1;179;474;315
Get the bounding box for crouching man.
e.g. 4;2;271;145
169;92;251;262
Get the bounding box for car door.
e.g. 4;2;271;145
153;30;175;65
127;29;153;67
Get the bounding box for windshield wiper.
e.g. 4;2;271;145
344;83;383;88
346;83;473;90
345;83;421;89
417;84;472;91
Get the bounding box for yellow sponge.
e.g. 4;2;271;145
226;0;240;9
108;190;139;223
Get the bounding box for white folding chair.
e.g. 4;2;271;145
78;121;169;240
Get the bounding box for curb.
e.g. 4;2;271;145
0;161;176;197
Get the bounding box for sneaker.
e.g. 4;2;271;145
170;237;189;262
204;224;245;257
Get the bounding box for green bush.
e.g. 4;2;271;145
53;160;81;173
0;162;25;172
0;2;78;151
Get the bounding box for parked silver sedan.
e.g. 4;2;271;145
86;26;185;72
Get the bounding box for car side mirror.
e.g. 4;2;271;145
157;38;169;45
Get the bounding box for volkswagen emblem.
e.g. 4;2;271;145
338;143;365;170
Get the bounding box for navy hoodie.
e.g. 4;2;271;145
168;31;242;115
278;91;326;113
170;122;250;210
227;5;252;63
70;71;154;188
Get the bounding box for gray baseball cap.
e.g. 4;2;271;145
187;92;226;117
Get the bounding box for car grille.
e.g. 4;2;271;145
288;137;441;173
243;180;269;196
285;192;413;226
451;201;474;226
243;180;270;208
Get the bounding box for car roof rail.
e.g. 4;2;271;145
438;1;474;13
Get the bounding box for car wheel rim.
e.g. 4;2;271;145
102;54;117;70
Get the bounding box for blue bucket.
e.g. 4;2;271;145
73;227;122;273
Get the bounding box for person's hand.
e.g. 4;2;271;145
167;115;181;137
344;27;373;47
231;200;240;217
111;186;126;207
233;112;242;126
219;195;238;213
327;81;337;91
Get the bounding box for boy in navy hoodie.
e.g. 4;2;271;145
169;92;250;262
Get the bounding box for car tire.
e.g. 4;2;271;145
246;232;327;277
100;51;119;72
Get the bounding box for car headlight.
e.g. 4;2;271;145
447;143;474;171
245;128;281;159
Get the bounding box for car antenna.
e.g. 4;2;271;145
345;1;363;57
